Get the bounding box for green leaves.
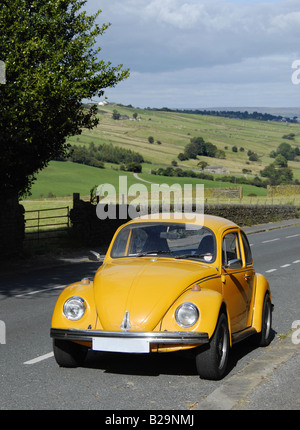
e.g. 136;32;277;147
0;0;129;197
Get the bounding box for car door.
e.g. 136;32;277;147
239;230;255;327
221;230;254;333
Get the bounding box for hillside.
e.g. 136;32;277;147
67;105;300;179
26;106;300;200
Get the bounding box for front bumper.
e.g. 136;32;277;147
50;328;209;353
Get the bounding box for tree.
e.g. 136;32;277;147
261;163;293;185
125;162;142;173
276;142;295;161
197;161;208;170
282;133;295;140
0;0;129;198
178;152;188;161
190;137;205;154
184;142;198;159
148;136;154;144
274;154;288;168
183;136;218;159
249;152;258;161
112;110;121;120
215;149;226;159
205;142;218;157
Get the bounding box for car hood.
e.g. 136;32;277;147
93;258;216;332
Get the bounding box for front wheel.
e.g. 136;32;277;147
53;339;88;368
195;312;230;380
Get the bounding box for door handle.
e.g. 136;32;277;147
244;274;251;280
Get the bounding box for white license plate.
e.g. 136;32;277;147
92;337;150;353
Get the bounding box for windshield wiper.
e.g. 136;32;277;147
136;250;172;257
175;253;210;260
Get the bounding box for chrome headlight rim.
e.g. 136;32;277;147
63;296;86;321
175;302;199;328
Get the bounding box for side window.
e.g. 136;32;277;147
111;228;130;257
241;231;253;266
222;233;240;266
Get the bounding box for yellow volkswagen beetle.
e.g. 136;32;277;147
50;214;273;380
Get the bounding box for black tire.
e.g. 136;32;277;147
256;293;272;347
195;312;230;380
53;339;88;368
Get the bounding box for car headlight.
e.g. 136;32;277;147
175;302;199;328
63;297;85;321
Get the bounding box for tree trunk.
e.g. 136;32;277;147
0;195;25;258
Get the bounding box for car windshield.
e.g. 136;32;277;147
110;222;216;263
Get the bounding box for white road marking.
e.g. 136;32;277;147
15;285;66;298
262;238;280;244
266;260;300;274
286;234;300;239
24;352;54;365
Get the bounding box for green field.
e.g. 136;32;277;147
26;161;139;199
25;159;268;201
137;172;267;197
24;105;300;202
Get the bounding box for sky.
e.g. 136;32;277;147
84;0;300;109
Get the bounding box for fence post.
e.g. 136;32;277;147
67;206;70;228
73;193;80;208
37;210;40;241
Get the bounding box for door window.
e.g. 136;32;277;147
241;231;253;266
222;233;240;266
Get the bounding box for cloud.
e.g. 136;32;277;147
103;55;298;108
144;0;203;30
270;10;300;31
95;0;300;72
85;0;300;107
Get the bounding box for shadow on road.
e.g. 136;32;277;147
0;260;98;298
79;329;277;378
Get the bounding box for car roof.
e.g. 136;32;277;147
124;213;238;233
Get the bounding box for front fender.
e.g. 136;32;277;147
160;288;224;339
51;281;98;330
252;273;272;333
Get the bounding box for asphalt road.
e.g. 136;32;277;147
0;223;300;410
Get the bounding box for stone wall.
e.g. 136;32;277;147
205;204;298;226
70;194;298;246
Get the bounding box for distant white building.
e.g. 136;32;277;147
98;100;108;106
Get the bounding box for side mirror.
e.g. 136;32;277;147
89;250;101;262
226;258;242;269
